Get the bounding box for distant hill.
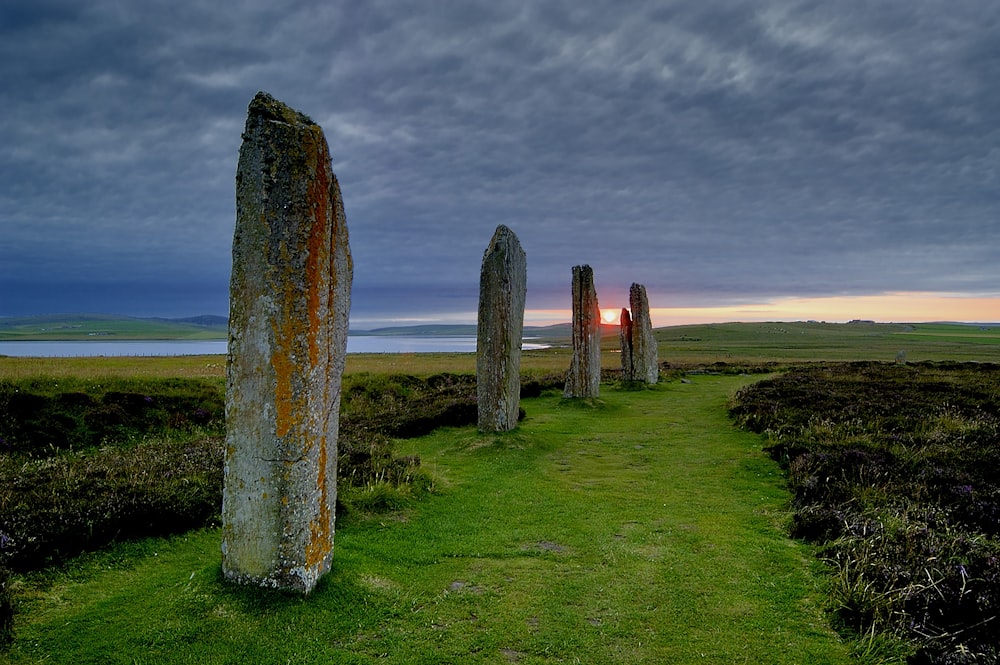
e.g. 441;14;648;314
353;324;478;337
354;323;578;344
0;316;575;343
149;315;228;328
0;314;228;341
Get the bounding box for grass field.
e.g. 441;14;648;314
3;321;1000;663
5;378;854;664
656;321;1000;365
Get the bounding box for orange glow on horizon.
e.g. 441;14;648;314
523;293;1000;328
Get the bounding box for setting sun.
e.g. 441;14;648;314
601;308;620;324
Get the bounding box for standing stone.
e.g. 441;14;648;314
629;283;659;384
477;225;527;432
223;92;352;593
563;265;601;398
619;307;635;381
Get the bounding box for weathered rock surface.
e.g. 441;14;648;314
223;91;352;594
477;225;527;432
619;306;635;380
629;283;658;384
563;265;601;398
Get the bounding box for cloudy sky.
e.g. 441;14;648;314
2;1;998;327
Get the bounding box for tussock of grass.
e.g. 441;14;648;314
731;362;1000;664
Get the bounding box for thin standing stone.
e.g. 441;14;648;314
620;307;635;380
222;92;352;593
477;225;527;432
629;283;659;384
563;265;601;398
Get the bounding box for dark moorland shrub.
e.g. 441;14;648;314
0;377;225;456
730;362;1000;664
340;371;562;437
0;372;491;645
0;367;568;652
520;373;567;398
340;372;477;437
0;437;223;572
1;370;561;578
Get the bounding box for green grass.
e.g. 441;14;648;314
0;356;227;381
4;378;853;664
658;321;1000;365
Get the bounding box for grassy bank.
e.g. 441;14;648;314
4;377;853;664
731;363;1000;663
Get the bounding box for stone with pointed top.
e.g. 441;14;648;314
222;91;352;594
477;225;527;432
563;265;601;398
619;307;635;380
627;283;658;384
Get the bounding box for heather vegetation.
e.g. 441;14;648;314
0;372;484;651
0;377;224;456
731;362;1000;663
2;372;554;577
0;377;225;571
336;371;563;513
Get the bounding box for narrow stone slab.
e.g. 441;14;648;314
619;307;635;380
563;265;601;398
477;225;527;432
223;91;352;593
629;283;659;384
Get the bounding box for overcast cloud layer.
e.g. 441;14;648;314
2;1;998;324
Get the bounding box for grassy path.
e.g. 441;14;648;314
7;376;852;664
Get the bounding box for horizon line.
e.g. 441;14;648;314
3;311;999;331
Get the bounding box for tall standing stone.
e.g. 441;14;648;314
223;92;352;593
629;283;658;384
619;307;635;380
477;225;527;432
563;265;601;398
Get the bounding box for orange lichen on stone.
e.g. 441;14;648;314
305;435;332;568
223;91;350;594
270;338;295;439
